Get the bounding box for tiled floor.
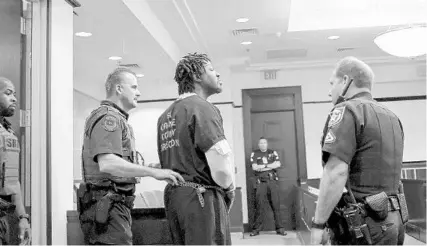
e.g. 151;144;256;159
231;232;425;245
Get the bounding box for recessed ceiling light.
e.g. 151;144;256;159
328;35;340;40
75;32;92;37
236;18;249;23
136;74;144;78
108;56;122;61
241;41;252;45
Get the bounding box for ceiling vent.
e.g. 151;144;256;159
118;63;140;69
337;47;356;52
266;49;308;60
231;28;259;37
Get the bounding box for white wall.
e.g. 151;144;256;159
73;58;426;223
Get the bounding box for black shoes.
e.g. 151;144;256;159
276;228;287;236
249;231;259;237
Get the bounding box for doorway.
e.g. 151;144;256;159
242;86;307;232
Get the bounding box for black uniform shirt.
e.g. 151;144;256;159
250;149;279;177
321;92;404;199
157;94;226;186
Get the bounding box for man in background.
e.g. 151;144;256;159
249;137;286;237
0;77;31;245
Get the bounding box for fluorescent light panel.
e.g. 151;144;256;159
288;0;427;31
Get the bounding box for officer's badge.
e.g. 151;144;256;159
324;130;336;144
103;115;119;132
328;106;346;127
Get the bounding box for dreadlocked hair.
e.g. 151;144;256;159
174;52;211;95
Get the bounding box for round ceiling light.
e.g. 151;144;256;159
75;32;92;37
241;41;252;45
108;56;122;61
374;25;427;58
136;74;144;78
236;18;249;23
327;35;340;40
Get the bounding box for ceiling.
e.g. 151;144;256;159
73;0;427;101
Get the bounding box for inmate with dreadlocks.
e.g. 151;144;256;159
157;53;236;245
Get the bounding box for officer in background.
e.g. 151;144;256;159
0;77;31;245
250;137;286;236
78;68;184;245
310;57;408;245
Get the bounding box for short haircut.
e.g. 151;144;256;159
0;77;12;90
174;52;211;95
259;137;267;141
105;67;136;97
334;56;374;89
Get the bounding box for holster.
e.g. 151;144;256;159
0;196;15;217
397;182;409;224
364;191;389;220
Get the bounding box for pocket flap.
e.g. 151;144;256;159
365;191;388;212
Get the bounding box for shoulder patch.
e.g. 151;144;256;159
103;115;119;132
324;130;336;144
328;106;346;127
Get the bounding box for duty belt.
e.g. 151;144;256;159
178;182;223;208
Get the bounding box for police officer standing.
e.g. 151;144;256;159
78;68;184;245
0;77;31;245
310;57;407;245
249;137;286;236
157;53;236;245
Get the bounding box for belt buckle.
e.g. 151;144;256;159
390;197;400;210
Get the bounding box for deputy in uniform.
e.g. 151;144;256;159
310;57;407;245
78;68;184;245
249;137;286;236
157;53;236;245
0;77;31;245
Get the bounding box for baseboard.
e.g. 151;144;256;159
405;222;427;243
297;231;306;245
230;225;244;233
243;223;251;233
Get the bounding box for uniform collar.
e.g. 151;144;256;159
347;91;373;101
101;100;129;120
0;117;12;130
177;93;197;101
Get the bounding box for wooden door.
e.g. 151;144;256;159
243;86;307;231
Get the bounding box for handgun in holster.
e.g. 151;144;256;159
329;179;373;245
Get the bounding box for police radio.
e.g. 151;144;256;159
336;78;354;104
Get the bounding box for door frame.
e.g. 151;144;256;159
242;86;308;231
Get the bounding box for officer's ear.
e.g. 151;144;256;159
115;84;123;94
342;75;350;85
192;73;203;84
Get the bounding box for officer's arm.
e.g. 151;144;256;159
266;151;281;169
194;105;235;190
98;154;159;178
314;155;348;224
314;106;357;225
250;152;262;171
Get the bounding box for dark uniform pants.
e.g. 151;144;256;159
252;179;283;232
80;202;133;245
164;184;231;245
330;211;405;245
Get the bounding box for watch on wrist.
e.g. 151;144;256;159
19;214;30;223
311;217;326;229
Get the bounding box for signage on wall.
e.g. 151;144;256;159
264;70;277;80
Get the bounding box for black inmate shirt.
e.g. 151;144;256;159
157;94;226;186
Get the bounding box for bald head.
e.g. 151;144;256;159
334;56;374;90
0;77;13;90
105;67;137;97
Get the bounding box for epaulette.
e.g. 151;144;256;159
84;105;123;137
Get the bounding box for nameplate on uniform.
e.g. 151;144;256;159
4;137;19;152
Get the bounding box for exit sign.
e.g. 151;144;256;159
264;70;277;80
